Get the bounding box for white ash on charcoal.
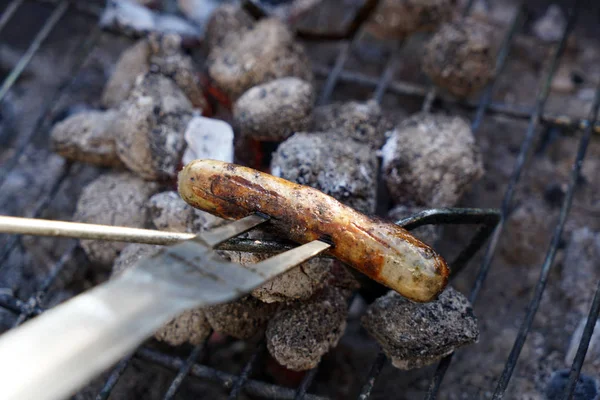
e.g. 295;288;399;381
533;5;567;43
311;100;392;149
387;205;441;246
204;295;280;339
422;17;496;97
227;251;335;303
148;33;208;110
112;243;212;346
381;113;484;207
207;18;313;100
102;34;207;110
102;39;150;108
559;227;600;314
50;109;123;167
365;0;457;40
266;286;350;371
100;1;156;36
113;72;192;181
203;4;255;51
255;0;323;21
362;287;478;370
271;132;378;214
177;0;222;30
182;115;234;166
100;0;200;40
233;77;314;142
74;172;159;268
148;191;197;233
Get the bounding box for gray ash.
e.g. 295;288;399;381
226;250;334;303
50;109;123;168
207;18;313;100
102;39;150;108
204;295;280;340
362;287;478;370
423;17;496;98
234;77;314;142
311;100;391;149
271;132;378;214
74;172;159;268
266;286;350;371
204;4;255;51
113;72;192;181
381;112;484;207
148;33;207;110
147;191;198;233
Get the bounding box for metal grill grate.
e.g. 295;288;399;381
0;0;598;399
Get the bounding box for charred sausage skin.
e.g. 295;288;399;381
178;159;449;302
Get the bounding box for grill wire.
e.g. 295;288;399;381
0;0;598;399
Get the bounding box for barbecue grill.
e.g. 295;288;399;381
0;0;599;399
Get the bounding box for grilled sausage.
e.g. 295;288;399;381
178;159;449;302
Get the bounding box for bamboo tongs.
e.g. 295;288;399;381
0;215;331;400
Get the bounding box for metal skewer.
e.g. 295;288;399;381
0;215;196;244
0;215;300;254
0;214;331;400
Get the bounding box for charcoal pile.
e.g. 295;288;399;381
42;0;494;381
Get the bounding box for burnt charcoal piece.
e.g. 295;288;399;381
226;250;333;303
423;18;496;97
102;39;150;108
74;172;159;268
204;4;255;51
102;34;207;110
112;243;211;346
50;109;123;167
234;77;314;142
251;257;336;302
362;287;478;370
204;295;279;339
311;100;391;149
148;191;197;233
271;132;378;214
381;113;483;207
114;72;192;181
388;205;441;246
546;370;598;400
207;18;313;100
148;191;226;233
148;33;208;110
365;0;456;40
266;286;350;371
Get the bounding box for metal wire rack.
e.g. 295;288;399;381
0;0;598;399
